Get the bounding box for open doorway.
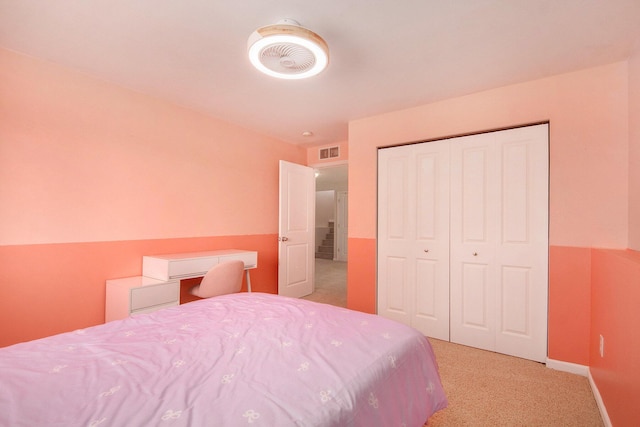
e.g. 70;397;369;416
302;164;348;307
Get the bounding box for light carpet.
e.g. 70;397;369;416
425;338;603;426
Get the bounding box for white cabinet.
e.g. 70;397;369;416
377;124;549;362
105;276;179;322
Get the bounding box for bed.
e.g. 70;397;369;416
0;293;447;426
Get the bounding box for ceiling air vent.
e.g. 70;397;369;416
319;146;340;160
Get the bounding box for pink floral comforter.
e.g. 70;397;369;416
0;293;447;426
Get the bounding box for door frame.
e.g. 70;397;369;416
335;191;348;262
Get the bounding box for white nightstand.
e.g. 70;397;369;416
105;276;179;322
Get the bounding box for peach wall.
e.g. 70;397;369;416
349;62;628;247
629;46;640;250
590;249;640;426
346;238;376;313
0;235;279;347
0;48;305;245
0;48;304;346
346;62;629;368
547;246;591;365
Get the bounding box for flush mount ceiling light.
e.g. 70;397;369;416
248;19;329;80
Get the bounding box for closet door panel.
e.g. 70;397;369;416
412;252;449;340
458;262;496;351
382;256;410;320
495;125;549;362
501;266;531;336
412;144;450;339
377;149;414;325
450;134;498;351
502;143;529;243
378;142;449;340
498;140;533;337
415;152;439;239
385;155;410;240
461;147;489;242
415;259;438;317
462;263;489;327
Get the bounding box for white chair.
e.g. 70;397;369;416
189;260;245;298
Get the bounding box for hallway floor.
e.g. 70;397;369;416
302;259;347;307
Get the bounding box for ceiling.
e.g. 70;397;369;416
1;1;639;146
316;164;348;191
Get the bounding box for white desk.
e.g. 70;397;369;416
142;249;257;290
105;249;258;322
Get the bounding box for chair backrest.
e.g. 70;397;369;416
194;260;245;298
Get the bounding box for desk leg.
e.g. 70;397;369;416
246;270;252;293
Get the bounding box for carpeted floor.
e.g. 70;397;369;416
425;338;604;426
303;260;602;426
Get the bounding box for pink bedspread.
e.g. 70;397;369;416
0;293;447;426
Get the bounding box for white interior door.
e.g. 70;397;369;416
450;124;549;362
278;160;315;298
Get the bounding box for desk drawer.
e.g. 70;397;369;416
130;281;179;311
143;250;258;281
168;257;218;278
219;251;258;268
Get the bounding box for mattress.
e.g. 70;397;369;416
0;293;447;426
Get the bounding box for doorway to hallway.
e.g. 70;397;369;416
307;164;348;307
302;258;346;307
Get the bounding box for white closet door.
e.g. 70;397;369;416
378;148;413;326
450;124;549;362
378;142;450;340
449;133;499;352
412;143;450;339
496;125;549;362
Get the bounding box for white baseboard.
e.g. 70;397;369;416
545;358;589;376
588;369;612;427
545;359;611;427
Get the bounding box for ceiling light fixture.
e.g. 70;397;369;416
248;19;329;80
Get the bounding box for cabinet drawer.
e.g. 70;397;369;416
131;301;178;316
168;257;218;278
131;281;179;311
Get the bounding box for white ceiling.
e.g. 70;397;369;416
316;164;348;191
1;1;639;146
